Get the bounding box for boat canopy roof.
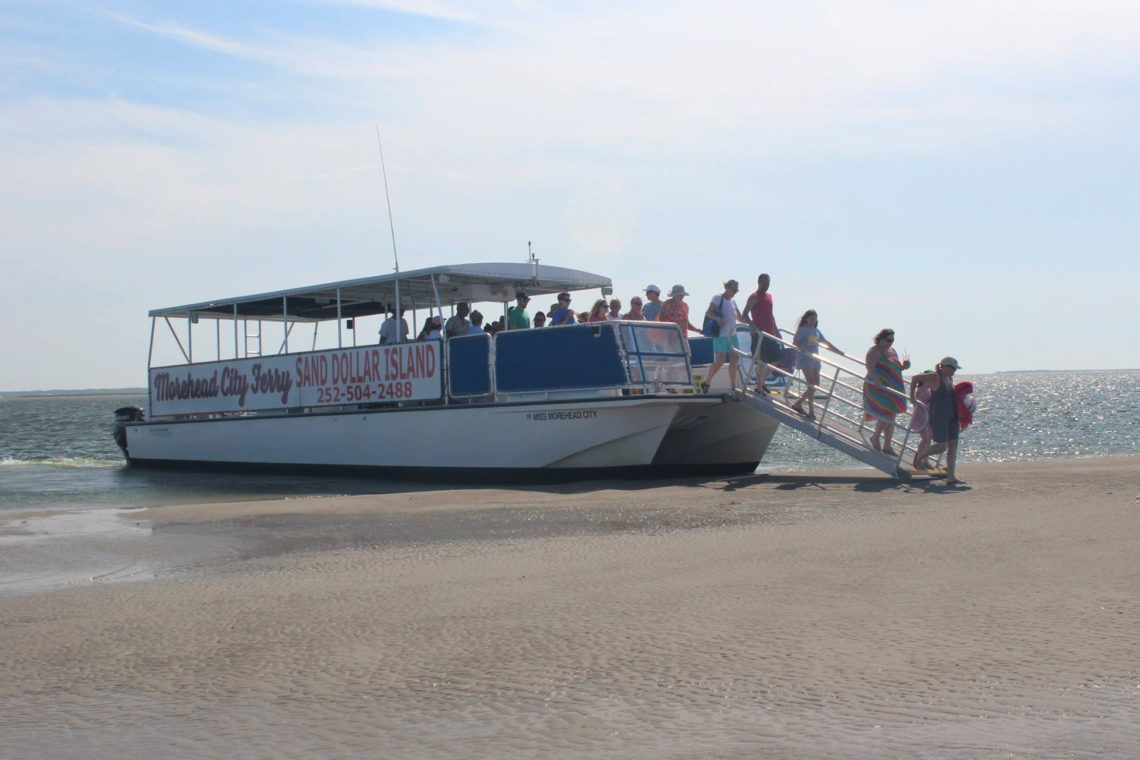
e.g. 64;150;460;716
148;263;612;323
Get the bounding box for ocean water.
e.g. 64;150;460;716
1;371;1136;515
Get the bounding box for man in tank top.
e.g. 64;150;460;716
742;273;782;393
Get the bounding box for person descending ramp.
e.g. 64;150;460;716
733;333;932;479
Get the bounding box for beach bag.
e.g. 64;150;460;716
778;347;797;374
701;296;723;337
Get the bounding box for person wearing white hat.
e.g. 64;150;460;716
914;356;965;486
643;284;663;320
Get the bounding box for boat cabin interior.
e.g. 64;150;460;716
144;263;703;420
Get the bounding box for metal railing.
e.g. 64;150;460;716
732;331;933;473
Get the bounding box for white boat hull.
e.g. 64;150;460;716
126;396;779;479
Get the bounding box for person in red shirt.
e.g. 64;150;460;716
588;299;609;322
742;273;782;393
655;284;701;334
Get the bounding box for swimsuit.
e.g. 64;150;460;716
928;378;959;443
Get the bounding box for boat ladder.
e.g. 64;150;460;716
732;334;932;480
244;320;262;357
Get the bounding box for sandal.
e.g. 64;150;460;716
869;436;881;451
882;446;898;457
791;403;805;415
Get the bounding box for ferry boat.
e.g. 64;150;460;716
114;262;781;481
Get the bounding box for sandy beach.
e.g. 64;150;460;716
2;457;1138;759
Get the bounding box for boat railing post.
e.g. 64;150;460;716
817;366;841;429
187;310;193;363
336;287;343;348
489;332;497;398
282;296;289;354
147;317;156;371
429;274;443;328
394;280;401;343
233;304;239;359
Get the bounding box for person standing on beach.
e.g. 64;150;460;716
643;285;663;320
507;291;531;330
913;357;965;485
742;274;782;394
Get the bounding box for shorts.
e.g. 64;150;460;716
930;414;960;444
796;353;821;372
751;333;783;363
711;334;739;354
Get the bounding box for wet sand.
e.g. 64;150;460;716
2;457;1138;759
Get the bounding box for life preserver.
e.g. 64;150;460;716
954;381;975;431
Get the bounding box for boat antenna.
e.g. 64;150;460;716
528;240;539;280
375;125;400;273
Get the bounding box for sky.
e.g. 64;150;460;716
2;0;1139;390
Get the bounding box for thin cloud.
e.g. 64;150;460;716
105;12;277;64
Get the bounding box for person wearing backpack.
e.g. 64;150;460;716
700;279;742;393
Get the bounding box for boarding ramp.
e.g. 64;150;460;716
730;333;930;479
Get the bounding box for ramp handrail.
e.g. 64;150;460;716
733;331;931;474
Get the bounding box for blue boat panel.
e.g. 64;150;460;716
689;337;715;366
495;324;628;392
448;334;491;396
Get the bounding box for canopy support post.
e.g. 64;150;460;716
147;318;156;370
283;296;289;354
164;317;190;364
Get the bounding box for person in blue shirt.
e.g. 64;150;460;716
789;309;841;419
549;292;576;326
642;285;663;320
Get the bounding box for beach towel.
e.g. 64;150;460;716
864;350;907;418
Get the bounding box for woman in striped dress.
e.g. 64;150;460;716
863;328;911;456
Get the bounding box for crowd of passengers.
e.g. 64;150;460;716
378;275;968;484
378;283;711;344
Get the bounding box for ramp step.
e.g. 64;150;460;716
739;389;903;477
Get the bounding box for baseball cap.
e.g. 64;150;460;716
940;356;961;369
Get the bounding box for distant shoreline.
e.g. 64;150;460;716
0;389;146;399
4;367;1137;397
